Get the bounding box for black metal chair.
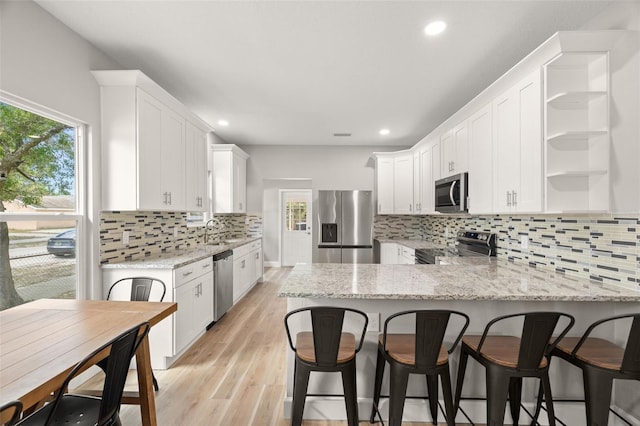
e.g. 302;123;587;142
369;309;469;426
532;313;640;426
453;311;574;426
106;277;166;303
105;277;166;391
17;321;150;426
1;400;23;426
284;306;368;426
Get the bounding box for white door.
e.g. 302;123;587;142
281;190;312;266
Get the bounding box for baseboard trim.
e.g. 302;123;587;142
282;397;640;425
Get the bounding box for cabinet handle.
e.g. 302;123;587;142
409;204;412;212
506;191;511;206
239;202;243;210
379;203;381;212
241;260;245;268
513;191;517;206
168;192;172;205
163;192;167;204
256;253;259;259
182;270;193;277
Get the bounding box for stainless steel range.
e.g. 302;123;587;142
415;230;496;264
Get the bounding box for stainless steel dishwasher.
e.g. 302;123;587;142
211;250;233;325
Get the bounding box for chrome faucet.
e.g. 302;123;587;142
203;219;215;244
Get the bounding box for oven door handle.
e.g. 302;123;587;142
449;181;457;206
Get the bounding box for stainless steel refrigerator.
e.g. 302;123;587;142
317;190;373;263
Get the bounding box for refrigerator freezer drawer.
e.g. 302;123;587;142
316;248;342;263
342;247;373;264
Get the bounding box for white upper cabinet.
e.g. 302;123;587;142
211;144;249;214
393;153;414;214
375;152;416;215
441;120;468;178
413;152;421;214
185;122;208;212
413;140;437;214
375;154;395;214
493;69;543;213
467;103;493;214
94;70;210;212
372;31;634;215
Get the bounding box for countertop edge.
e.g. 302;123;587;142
101;237;262;270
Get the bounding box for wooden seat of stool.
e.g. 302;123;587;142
380;334;448;366
295;331;356;363
463;335;548;369
555;337;625;370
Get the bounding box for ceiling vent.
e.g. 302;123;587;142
333;133;352;137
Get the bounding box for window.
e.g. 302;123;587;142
0;101;84;311
285;200;308;231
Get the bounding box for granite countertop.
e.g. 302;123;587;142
375;238;442;250
101;237;261;270
278;259;640;302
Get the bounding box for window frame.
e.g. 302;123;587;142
0;92;88;300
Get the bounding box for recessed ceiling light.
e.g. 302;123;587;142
217;120;229;127
424;20;447;36
379;129;390;136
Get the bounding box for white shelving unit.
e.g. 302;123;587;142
543;52;610;212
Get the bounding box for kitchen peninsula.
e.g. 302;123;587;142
278;260;640;424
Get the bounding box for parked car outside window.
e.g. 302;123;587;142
46;229;76;257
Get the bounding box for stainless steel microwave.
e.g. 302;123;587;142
435;173;468;213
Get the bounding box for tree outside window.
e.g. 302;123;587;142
0;102;76;310
286;201;308;231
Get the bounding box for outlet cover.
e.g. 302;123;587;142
367;313;380;333
521;235;529;250
122;231;130;245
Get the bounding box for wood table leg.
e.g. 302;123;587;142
135;336;157;426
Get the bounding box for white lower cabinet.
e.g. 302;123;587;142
380;243;414;264
102;256;213;369
379;243;398;264
173;259;213;355
399;246;416;264
232;239;263;303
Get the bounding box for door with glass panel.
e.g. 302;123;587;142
281;190;312;266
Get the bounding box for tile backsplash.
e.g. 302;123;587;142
100;212;262;264
375;213;639;290
100;211;638;290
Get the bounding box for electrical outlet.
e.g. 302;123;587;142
122;231;130;245
521;235;529;250
366;313;379;333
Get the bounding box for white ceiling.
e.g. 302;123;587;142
36;0;612;147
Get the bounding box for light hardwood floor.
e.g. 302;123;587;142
91;267;460;425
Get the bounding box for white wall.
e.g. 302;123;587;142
242;145;405;263
0;0;122;298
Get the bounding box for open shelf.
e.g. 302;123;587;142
547;91;607;106
546;130;608;142
546;170;607;178
544;51;609;213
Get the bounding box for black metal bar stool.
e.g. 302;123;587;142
532;313;640;426
105;276;166;392
453;311;574;426
369;309;469;426
284;306;368;426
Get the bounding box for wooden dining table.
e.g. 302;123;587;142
0;298;177;426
